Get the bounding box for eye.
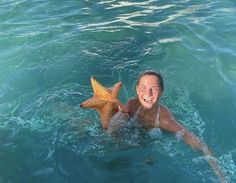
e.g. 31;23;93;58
138;86;146;92
152;87;160;92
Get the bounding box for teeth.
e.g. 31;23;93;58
144;98;152;103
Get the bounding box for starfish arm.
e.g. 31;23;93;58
80;97;106;109
91;77;111;98
110;82;127;113
99;103;116;129
111;82;122;98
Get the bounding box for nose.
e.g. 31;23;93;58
145;88;153;96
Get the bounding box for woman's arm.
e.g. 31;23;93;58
182;129;227;183
107;98;139;133
160;107;228;183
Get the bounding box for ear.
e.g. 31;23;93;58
136;85;139;94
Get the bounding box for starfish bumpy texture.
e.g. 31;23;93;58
80;77;127;129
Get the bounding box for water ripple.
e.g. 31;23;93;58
1;0;236;182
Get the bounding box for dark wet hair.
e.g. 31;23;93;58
137;70;164;92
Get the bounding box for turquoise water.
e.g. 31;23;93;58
0;0;236;182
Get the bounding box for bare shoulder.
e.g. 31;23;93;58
159;105;174;119
126;97;140;116
159;105;183;132
126;97;137;106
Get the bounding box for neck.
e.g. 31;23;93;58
140;102;159;114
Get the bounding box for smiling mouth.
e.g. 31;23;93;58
143;98;153;103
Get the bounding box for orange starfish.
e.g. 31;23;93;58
80;77;127;129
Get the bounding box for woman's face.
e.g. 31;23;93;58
136;75;161;109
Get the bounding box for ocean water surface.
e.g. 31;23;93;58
0;0;236;182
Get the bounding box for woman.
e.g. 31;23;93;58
108;70;227;183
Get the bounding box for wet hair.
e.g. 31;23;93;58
137;70;164;92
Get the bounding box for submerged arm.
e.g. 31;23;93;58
107;109;129;133
107;99;136;133
183;129;228;183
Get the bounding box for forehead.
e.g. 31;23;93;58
138;75;159;85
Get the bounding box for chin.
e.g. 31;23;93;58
141;102;155;109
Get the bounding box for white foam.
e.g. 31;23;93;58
158;38;183;43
